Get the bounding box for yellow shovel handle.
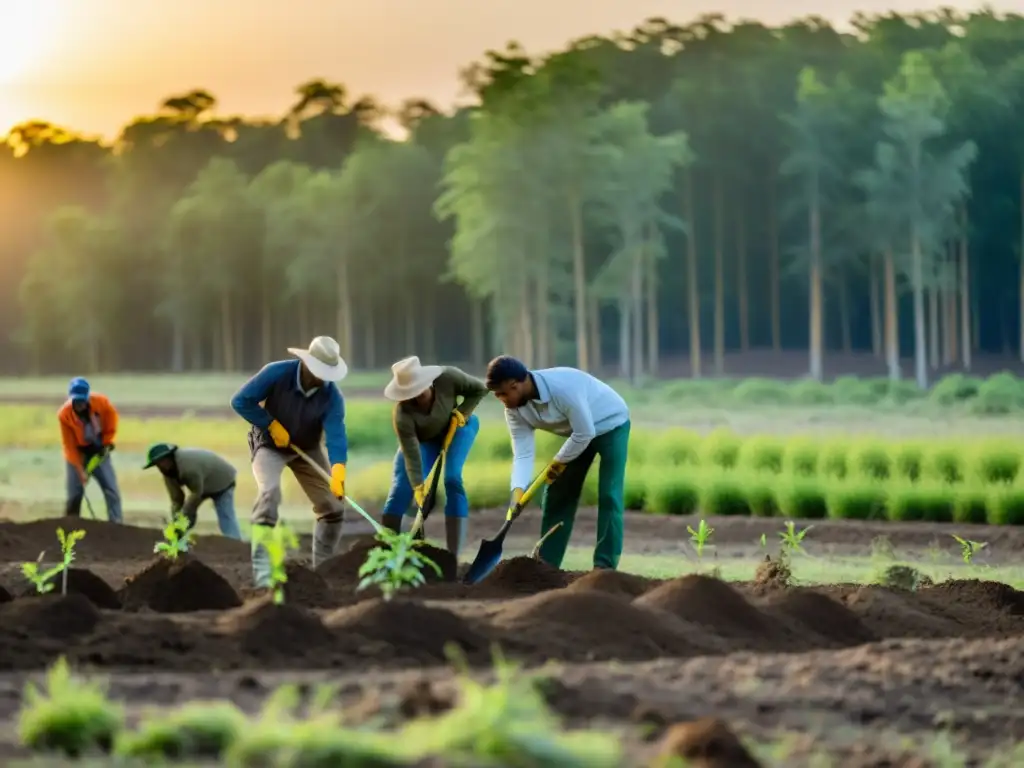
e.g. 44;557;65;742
506;471;548;522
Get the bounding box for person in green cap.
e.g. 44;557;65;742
142;443;242;539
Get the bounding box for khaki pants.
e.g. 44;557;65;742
250;446;345;526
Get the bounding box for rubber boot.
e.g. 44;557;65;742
312;517;344;569
381;513;403;535
251;524;274;589
445;516;467;559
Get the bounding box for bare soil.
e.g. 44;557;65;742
0;514;1023;765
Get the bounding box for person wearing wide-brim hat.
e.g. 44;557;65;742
382;356;488;556
231;336;350;587
142;442;241;539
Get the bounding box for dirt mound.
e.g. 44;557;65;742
752;554;792;592
0;593;101;639
564;569;658;599
492;590;706;660
13;568;122;609
0;517;249;563
282;563;333;607
656;718;764;768
925;579;1024;617
635;575;784;646
763;589;876;647
473;556;570;596
838;586;964;639
326;598;486;660
220;597;334;658
316;539;457;586
119;557;242;613
0;584;11;603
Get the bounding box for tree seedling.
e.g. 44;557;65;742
153;513;195;560
21;528;86;596
779;521;812;554
251;524;299;604
951;534;987;565
358;529;441;601
686;518;714;559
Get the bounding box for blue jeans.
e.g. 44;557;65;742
209;486;242;539
383;414;479;519
66;458;122;523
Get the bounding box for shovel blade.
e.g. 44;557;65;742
462;536;506;585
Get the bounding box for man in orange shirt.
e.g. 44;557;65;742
58;377;123;522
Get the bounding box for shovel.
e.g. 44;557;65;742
290;444;383;534
462;471;549;585
408;418;459;539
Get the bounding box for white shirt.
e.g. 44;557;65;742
506;367;630;490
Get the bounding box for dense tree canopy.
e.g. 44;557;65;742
3;9;1024;387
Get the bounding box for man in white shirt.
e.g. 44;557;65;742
484;355;631;570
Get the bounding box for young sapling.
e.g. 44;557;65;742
252;524;298;604
779;521;812;554
358;529;441;601
686;518;714;559
21;528;86;596
153;513;195;560
951;534;987;565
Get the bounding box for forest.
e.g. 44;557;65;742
2;9;1023;388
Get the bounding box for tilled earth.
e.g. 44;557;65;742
0;513;1023;766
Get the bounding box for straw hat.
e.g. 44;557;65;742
287;336;348;382
384;356;443;401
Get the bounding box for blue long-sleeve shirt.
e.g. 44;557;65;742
231;359;348;466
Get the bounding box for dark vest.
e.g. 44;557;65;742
247;369;333;459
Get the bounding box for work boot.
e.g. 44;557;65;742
445;516;467;559
312;517;344;569
251;524;274;589
381;513;403;535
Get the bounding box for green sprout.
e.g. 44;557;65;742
251;524;299;604
759;533;767;549
153;513;195;560
358;528;441;601
779;521;812;554
951;534;987;564
21;528;86;596
686;518;714;559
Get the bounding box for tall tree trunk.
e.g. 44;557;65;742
618;296;630;379
683;170;702;378
769;172;781;353
363;304;377;369
928;286;939;371
336;260;354;365
518;288;534;366
404;288;417;354
646;235;659;377
631;251;643;384
589;297;602;372
737;202;749;351
470;297;485;367
884;248;899;380
959;205;972;371
911;226;928;389
537;262;551;368
261;278;272;363
171;317;185;372
1020;171;1024;362
870;255;882;359
569;188;589;371
220;291;235;371
299;293;311;344
943;245;957;366
838;278;852;354
713;174;725;375
808;179;824;381
423;291;438;361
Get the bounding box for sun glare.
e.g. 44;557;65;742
0;5;60;85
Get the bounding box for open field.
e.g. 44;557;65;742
2;513;1024;765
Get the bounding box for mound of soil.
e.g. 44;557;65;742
564;569;658;599
282;563;333;607
656;718;763;768
473;556;570;596
838;586;964;639
13;568;121;609
635;575;779;643
220;597;334;657
0;517;249;563
317;539;458;586
119;556;242;613
0;593;101;639
925;579;1024;617
0;584;11;603
752;554;792;592
492;590;704;660
763;589;876;647
326;598;486;660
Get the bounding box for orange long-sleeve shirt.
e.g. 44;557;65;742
57;393;119;470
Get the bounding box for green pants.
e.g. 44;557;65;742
538;420;630;570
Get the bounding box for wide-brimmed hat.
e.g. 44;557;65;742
287;336;348;382
384;356;443;401
143;442;178;469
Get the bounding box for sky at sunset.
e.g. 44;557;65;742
0;0;1019;140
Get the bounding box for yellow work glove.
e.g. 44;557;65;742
413;483;427;509
450;410;467;428
508;487;524;513
84;455;101;475
268;419;290;449
330;463;346;498
544;460;567;484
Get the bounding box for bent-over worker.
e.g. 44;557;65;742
381;356;488;556
58;377;123;523
485;356;631;570
142;443;242;539
231;336;349;587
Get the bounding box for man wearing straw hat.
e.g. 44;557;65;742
231;336;350;587
382;356;488;557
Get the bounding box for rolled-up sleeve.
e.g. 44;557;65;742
507;409;536;491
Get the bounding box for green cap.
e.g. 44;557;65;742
142;442;178;469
